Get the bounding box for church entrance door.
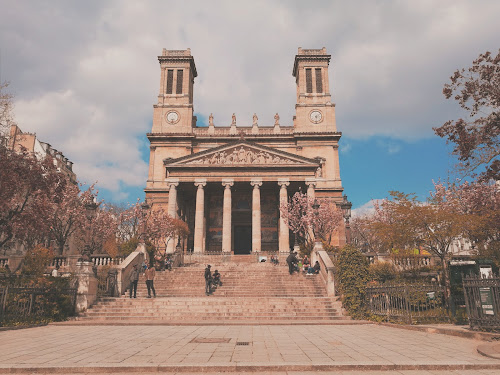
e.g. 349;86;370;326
234;226;252;254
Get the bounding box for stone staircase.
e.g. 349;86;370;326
76;259;347;323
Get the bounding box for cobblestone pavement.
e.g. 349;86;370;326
0;324;499;373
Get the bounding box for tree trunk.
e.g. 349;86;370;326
440;256;452;310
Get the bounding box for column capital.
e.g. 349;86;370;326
166;178;179;188
250;179;263;188
277;178;290;188
305;179;317;187
194;179;207;188
222;179;234;188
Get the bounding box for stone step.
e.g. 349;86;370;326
82;260;342;323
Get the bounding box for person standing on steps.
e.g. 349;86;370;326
145;263;156;298
286;251;298;275
204;264;213;295
129;264;139;298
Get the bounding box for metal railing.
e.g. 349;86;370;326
0;286;77;323
96;269;118;297
366;283;449;324
463;274;500;330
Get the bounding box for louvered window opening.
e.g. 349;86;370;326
315;68;322;93
176;69;183;94
166;69;174;94
305;68;312;93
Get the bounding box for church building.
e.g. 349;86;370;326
145;47;346;254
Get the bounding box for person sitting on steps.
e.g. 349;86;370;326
270;255;279;265
302;255;310;273
307;260;321;275
212;269;222;288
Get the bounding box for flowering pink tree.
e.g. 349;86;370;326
0;148;62;251
48;181;86;255
144;208;189;251
280;191;343;246
74;186;118;257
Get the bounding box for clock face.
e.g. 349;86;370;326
166;111;179;124
309;110;323;123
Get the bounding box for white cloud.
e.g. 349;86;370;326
352;199;384;218
2;0;499;201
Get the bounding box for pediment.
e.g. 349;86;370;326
164;141;319;168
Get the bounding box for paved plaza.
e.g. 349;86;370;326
0;323;499;373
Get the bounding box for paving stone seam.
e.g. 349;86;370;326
2;363;500;373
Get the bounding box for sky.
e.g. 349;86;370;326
1;1;498;213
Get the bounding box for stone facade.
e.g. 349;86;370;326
8;124;77;184
145;47;345;253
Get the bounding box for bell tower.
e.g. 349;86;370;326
292;47;336;132
152;48;198;133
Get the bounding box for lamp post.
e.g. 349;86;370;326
340;194;352;245
312;198;320;243
141;201;150;243
81;199;99;262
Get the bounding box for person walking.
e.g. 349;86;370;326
145;263;156;298
204;265;213;295
129;264;139;298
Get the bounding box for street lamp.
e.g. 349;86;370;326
141;201;150;242
81;199;99;262
312;198;320;242
340;194;352;244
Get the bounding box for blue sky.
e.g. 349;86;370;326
1;1;498;212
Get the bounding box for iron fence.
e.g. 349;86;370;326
463;274;500;330
96;269;118;297
0;286;77;323
366;283;449;324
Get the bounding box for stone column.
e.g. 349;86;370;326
166;179;179;253
251;179;263;252
222;179;234;253
278;179;290;252
193;179;206;253
305;179;316;200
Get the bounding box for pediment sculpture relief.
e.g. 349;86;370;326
186;146;298;165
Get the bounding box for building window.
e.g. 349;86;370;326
315;68;323;93
166;69;174;94
176;70;183;94
305;68;312;93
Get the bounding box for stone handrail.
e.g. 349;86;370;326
116;244;145;295
316;250;336;296
193;127;294;136
91;255;124;266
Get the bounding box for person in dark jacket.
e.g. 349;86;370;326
204;265;213;295
212;269;222;288
286;252;298;275
307;261;321;274
129;264;139;298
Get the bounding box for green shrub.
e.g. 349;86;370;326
336;245;370;319
369;262;398;283
21;245;54;277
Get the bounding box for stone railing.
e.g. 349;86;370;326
0;257;8;268
115;245;145;295
91;255;124;266
193;126;294;136
316;249;336;296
